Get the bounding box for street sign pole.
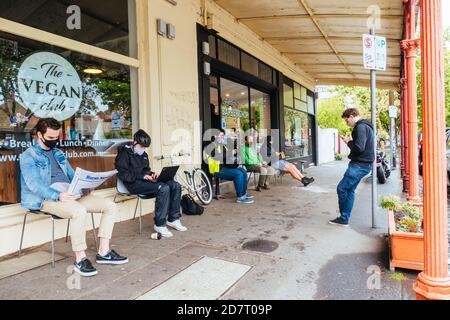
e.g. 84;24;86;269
369;28;377;229
363;30;386;229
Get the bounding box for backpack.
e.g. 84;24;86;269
181;194;204;215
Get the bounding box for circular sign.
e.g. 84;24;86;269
17;52;83;121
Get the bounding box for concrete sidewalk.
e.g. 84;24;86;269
0;160;418;300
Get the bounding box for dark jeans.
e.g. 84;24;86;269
126;180;181;227
214;166;248;198
337;162;372;223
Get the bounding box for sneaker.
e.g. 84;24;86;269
96;249;129;265
328;217;349;227
154;225;173;238
167;219;187;232
301;177;315;187
237;196;254;204
245;194;254;199
73;258;98;277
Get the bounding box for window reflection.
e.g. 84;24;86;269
0;32;137;205
220;78;249;133
284;109;311;159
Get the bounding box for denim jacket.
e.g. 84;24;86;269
19;142;75;210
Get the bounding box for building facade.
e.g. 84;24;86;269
0;0;316;257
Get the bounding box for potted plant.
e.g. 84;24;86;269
380;195;424;271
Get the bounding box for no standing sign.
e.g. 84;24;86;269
363;34;387;71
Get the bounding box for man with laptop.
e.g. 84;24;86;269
115;129;187;238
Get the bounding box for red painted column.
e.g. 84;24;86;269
413;0;450;300
400;77;409;193
401;39;421;204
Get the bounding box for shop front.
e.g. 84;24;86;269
197;26;317;168
0;0;317;258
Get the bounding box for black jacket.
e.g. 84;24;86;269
348;119;375;164
115;145;153;185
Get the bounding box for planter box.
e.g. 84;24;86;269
388;210;424;271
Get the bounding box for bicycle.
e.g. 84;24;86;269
154;152;213;205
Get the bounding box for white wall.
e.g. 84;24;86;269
318;128;338;164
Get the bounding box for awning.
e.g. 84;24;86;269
213;0;405;89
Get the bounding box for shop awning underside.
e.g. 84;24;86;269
214;0;404;89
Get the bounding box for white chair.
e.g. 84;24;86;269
114;178;156;235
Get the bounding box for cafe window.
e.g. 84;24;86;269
209;34;276;86
217;39;240;69
220;78;250;132
284;109;312;160
208;34;216;59
0;32;138;206
258;63;272;84
307;95;315;115
283;83;294;109
241;52;258;78
0;0;136;57
250;88;271;134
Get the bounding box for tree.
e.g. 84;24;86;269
318;86;400;139
317;96;350;135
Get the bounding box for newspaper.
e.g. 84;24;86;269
50;168;117;196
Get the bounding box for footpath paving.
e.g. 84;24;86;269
0;160;418;300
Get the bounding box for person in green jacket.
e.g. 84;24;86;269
242;135;276;191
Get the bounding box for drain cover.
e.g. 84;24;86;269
242;239;279;253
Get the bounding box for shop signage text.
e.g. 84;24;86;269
17;52;83;121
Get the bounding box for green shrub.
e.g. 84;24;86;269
380;195;423;233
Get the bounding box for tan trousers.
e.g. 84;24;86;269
246;165;276;186
41;195;117;252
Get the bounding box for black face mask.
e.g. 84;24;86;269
41;137;59;149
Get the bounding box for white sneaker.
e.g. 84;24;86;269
166;220;187;232
154;225;173;238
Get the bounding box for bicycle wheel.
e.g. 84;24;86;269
192;168;213;205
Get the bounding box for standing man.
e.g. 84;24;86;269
20;118;128;277
115;129;186;238
329;108;375;226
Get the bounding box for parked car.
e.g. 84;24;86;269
419;129;450;187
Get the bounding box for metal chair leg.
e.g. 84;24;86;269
90;212;98;252
18;212;28;256
139;198;142;235
65;219;70;242
253;172;258;188
133;197;139;220
51;217;55;269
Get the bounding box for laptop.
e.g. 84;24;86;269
157;166;179;183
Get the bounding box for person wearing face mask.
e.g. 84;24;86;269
19;118;128;277
205;128;254;204
115;129;186;238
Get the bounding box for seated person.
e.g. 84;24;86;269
20;118;128;277
262;136;314;187
242;135;276;191
205;128;254;204
115;129;186;238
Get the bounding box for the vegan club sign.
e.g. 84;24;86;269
17;52;83;121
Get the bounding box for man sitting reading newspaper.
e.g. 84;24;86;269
19;118;128;277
